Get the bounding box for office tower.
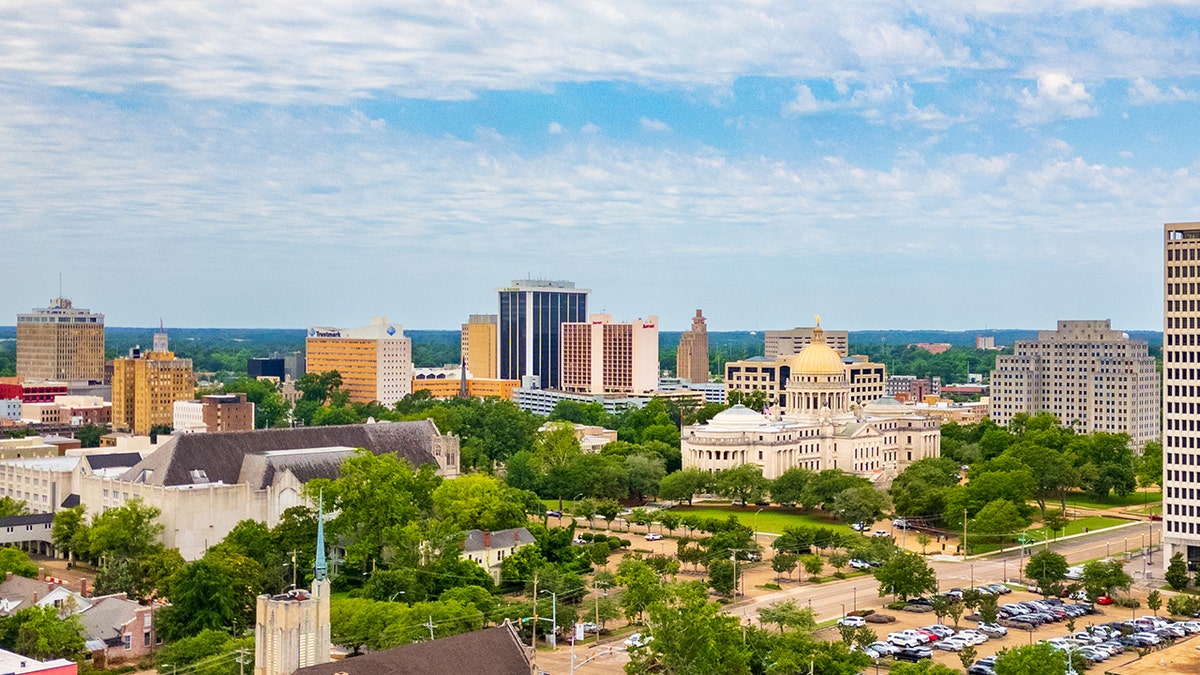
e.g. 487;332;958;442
560;314;659;395
111;333;194;435
676;309;709;383
461;314;498;379
764;326;849;358
247;358;287;381
305;317;412;405
1165;222;1200;570
990;320;1159;446
497;280;589;389
16;298;105;383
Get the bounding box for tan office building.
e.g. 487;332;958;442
676;309;709;384
989;319;1159;447
764;325;849;358
1163;222;1200;570
305;318;412;405
16;298;105;383
461;314;498;379
112;335;195;435
560;314;658;396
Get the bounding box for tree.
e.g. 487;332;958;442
0;548;38;579
616;557;664;623
708;558;736;597
837;624;877;650
156;558;238;641
1166;552;1190;591
770;468;816;505
958;645;979;672
994;643;1067;675
625;455;666;502
657;511;682;537
1026;550;1068;598
978;594;999;625
596;500;621;531
1148;589;1162;616
51;505;88;562
970;499;1028;545
658;469;710;506
625;583;752;675
757;600;815;633
772;552;799;582
223;377;289;428
946;598;964;628
431;474;527;532
575;498;598;528
828;552;848;575
629;508;652;533
872;552;937;602
715;464;771;505
1137;441;1163;490
7;606;86;660
87;498;164;562
1042;509;1069;539
830;486;890;528
590;541;611;569
889;457;960;517
1080;559;1132;601
801;555;823;581
915;532;932;555
75;423;108;448
930;595;952;624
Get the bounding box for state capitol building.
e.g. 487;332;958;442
682;324;941;484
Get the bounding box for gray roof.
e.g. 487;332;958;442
463;528;535;553
77;595;141;646
85;453;143;471
0;576;60;615
238;448;356;490
297;624;530;675
120;421;447;487
0;514;54;528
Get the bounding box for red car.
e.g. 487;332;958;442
1096;595;1115;606
915;628;940;642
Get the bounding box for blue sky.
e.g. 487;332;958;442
2;1;1199;332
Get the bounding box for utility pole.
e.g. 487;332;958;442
531;573;539;669
235;648;249;675
729;549;745;596
962;508;968;560
420;616;436;641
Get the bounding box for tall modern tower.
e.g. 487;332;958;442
1165;222;1200;571
16;298;105;383
498;280;589;390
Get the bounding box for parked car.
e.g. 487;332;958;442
865;641;897;657
1065;566;1084;580
967;666;996;675
977;622;1007;637
644;532;663;541
546;509;562;517
849;558;872;570
872;530;892;538
838;616;867;628
986;583;1011;595
624;633;654;649
935;637;969;651
851;522;869;532
1095;595;1114;605
894;647;933;662
893;518;910;529
923;624;954;638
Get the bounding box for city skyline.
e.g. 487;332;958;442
3;2;1198;330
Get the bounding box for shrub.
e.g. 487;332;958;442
579;532;594;542
762;583;781;591
619;539;632;549
833;572;847;579
609;536;623;547
886;601;909;611
1114;597;1140;609
1167;594;1200;617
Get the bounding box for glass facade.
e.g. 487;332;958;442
498;282;588;389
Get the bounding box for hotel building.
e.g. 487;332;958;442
16;298;105;383
111;334;194;436
498;280;589;390
560;314;659;396
990;320;1159;446
305;318;412;406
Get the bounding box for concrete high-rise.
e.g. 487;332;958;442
560;314;659;395
990;320;1159;447
461;314;498;379
676;309;709;384
16;298;105;383
1164;222;1200;570
764;326;849;359
112;334;194;435
498;280;589;389
305;318;413;406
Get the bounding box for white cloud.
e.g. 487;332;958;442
547;121;563;134
1016;73;1096;124
640;117;671;132
1128;77;1199;105
784;84;834;115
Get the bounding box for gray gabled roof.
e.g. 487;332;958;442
85;453;143;471
463;528;535;553
120;421;446;487
297;624;530;675
77;595;142;645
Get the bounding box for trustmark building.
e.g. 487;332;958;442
1163;221;1200;571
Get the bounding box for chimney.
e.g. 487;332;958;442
33;592;38;603
80;577;89;598
483;531;491;548
4;572;11;581
513;530;519;543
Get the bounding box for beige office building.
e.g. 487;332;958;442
16;298;105;383
989;319;1159;446
676;309;709;383
112;335;194;435
461;314;499;379
1164;222;1200;571
560;314;659;396
305;318;412;405
764;326;849;358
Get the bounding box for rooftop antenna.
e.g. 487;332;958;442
58;273;62;300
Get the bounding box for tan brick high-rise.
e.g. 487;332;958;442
16;298;105;383
676;309;709;384
112;334;194;435
461;314;498;379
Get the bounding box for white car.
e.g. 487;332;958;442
957;630;988;645
865;641;897;656
838;616;867;627
624;633;654;649
644;532;663;541
1065;566;1084;580
935;637;970;651
888;633;922;648
849;558;872;570
977;622;1007;637
872;530;892;538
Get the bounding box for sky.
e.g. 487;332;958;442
2;1;1198;332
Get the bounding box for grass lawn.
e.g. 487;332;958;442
1060;490;1162;510
668;506;855;536
1028;515;1129;541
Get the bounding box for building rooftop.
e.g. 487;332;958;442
295;624;530;675
463;528;535;553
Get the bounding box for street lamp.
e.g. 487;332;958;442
853;587;857;612
841;603;846;618
541;589;558;648
753;508;764;547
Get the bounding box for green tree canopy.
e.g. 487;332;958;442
872;552;937;602
994;643;1067;675
625;583;752;675
1025;550;1068;597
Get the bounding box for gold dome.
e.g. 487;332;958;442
787;324;845;375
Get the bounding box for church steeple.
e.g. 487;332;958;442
314;491;327;582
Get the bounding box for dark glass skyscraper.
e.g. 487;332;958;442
498;280;589;389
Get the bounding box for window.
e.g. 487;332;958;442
124;634;132;650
